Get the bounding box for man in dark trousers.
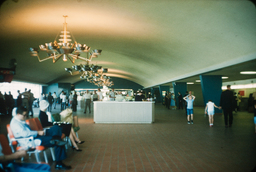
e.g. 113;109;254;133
220;85;234;128
178;92;183;110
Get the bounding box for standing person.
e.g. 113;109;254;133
183;94;196;124
28;89;34;117
109;88;116;101
47;92;54;112
178;92;183;110
60;91;65;111
21;88;30;115
233;92;238;113
237;92;242;111
83;90;91;114
219;85;234;128
10;106;71;170
92;90;98;101
205;99;220;127
170;93;176;109
52;92;58;109
184;91;188;116
17;90;22;107
72;91;78;112
97;88;103;101
61;92;67;111
164;93;168;109
6;91;14;116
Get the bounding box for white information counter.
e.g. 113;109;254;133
93;101;155;124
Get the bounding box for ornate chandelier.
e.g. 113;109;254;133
65;64;114;87
29;15;102;63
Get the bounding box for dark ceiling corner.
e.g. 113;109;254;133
249;0;256;7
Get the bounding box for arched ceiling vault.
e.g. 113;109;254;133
0;0;255;88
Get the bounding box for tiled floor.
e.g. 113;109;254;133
1;103;256;172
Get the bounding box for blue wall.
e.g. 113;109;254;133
173;82;187;105
200;75;222;113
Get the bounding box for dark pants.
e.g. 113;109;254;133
61;102;66;111
178;100;183;109
84;99;91;113
223;109;233;126
6;162;51;172
29;101;33;116
185;104;187;116
72;102;77;112
35;125;66;162
48;103;53;112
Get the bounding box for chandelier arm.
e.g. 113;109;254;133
67;55;75;64
53;54;63;63
36;55;54;62
75;56;92;62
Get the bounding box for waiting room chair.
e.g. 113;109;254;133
6;124;48;163
25;118;56;161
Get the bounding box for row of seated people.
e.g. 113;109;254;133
2;101;84;171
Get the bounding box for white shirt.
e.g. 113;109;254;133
206;102;215;112
83;93;91;100
52;93;57;99
97;91;103;100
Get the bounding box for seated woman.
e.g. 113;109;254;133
39;100;84;151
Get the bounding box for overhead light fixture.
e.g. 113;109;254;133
195;80;201;82
65;63;114;87
29;15;102;63
240;71;256;74
222;76;228;79
187;82;194;84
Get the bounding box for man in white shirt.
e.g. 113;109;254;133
52;92;58;109
83;90;91;114
97;88;103;101
109;88;116;101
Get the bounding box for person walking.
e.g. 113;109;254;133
205;99;220;127
219;85;234;128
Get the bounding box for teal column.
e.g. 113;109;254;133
159;86;170;104
172;82;187;103
200;75;222;113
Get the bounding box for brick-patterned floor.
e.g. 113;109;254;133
1;103;256;172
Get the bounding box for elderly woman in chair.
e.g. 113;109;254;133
39;100;84;151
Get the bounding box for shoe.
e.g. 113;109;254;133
191;121;193;124
50;137;67;146
187;121;190;124
55;162;71;170
72;146;82;151
75;141;85;144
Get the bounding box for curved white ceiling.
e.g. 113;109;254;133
0;0;255;88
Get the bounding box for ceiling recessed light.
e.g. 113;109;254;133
195;80;201;82
187;82;194;84
222;76;228;79
240;71;256;74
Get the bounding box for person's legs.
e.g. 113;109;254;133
208;115;211;126
228;110;233;127
191;113;193;124
11;162;51;172
223;109;228;127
